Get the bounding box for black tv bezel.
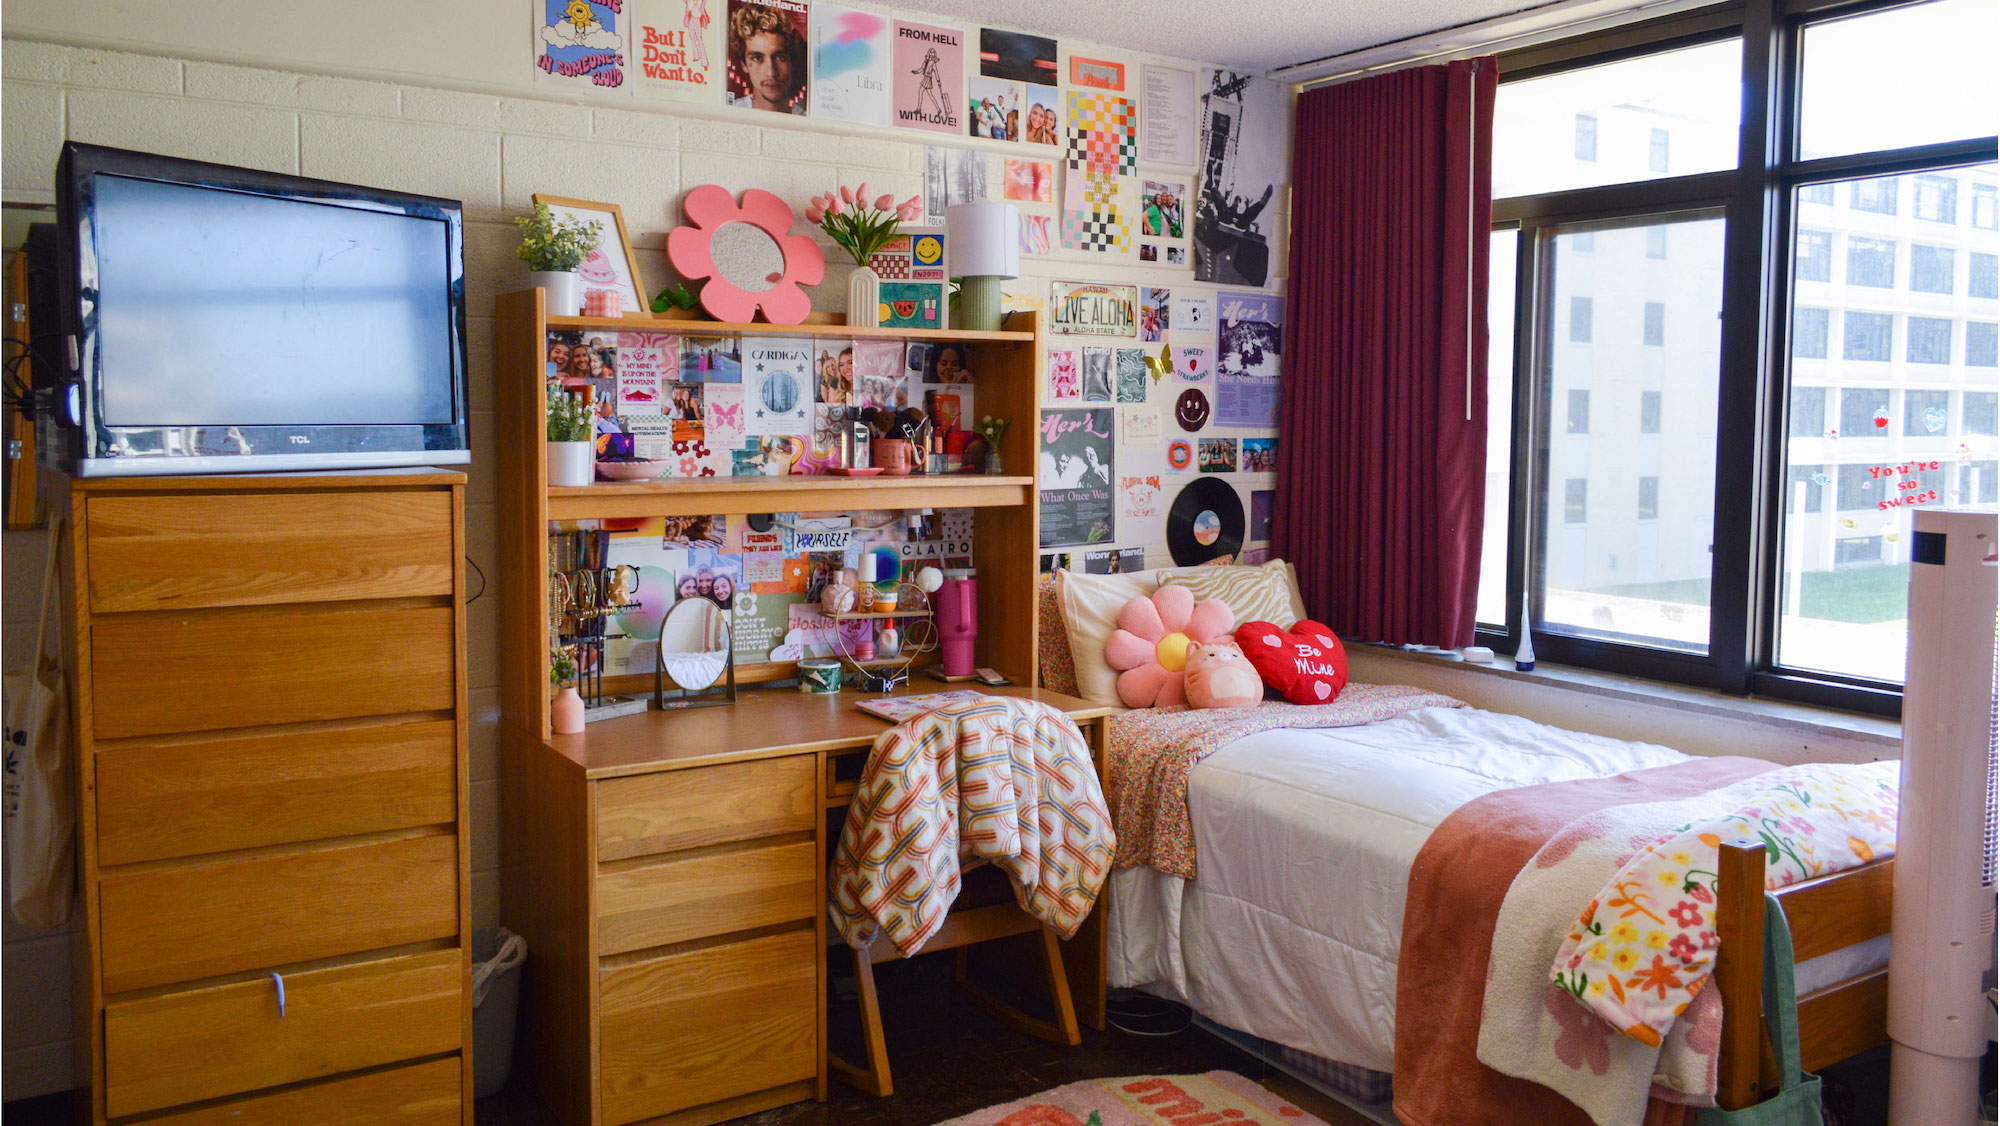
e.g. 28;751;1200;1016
53;142;471;477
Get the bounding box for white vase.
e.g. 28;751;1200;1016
547;440;593;487
846;265;881;329
529;270;583;316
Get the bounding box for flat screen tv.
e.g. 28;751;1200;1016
46;143;469;476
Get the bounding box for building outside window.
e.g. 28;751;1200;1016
1841;387;1893;435
1801;183;1835;206
1643;301;1665;345
1569;295;1592;342
1967;391;1999;436
1564;478;1588;522
1568;388;1590;433
1795;229;1832;282
1648;128;1670;173
1575;113;1597;161
1641;390;1662;433
1846;237;1896;287
1793;307;1830;358
1647;225;1668;258
1976;183;1999;230
1851;176;1899;215
1970;321;1999;366
1637;476;1660;518
1906;316;1953;364
1915;174;1958;222
1842;312;1892;361
1903;389;1950;434
1909;244;1956;294
1971;251;1998;299
1790;386;1827;437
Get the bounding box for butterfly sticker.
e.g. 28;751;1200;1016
1143;342;1172;384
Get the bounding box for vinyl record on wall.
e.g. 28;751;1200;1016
1166;477;1245;566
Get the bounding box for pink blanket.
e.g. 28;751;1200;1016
1105;686;1464;878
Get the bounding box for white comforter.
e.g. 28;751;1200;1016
1106;705;1692;1071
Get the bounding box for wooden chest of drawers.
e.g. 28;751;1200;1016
54;472;472;1125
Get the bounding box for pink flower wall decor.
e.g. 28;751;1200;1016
1103;585;1236;708
666;185;825;325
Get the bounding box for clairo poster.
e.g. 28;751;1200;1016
632;0;721;101
536;0;628;88
1195;69;1286;286
810;4;889;124
892;20;964;134
1049;281;1137;337
1039;408;1115;547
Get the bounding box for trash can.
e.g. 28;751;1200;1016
471;927;527;1099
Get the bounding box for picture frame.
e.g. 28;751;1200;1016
533;193;648;317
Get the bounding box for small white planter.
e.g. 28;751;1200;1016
846;265;881;329
529;270;583;316
547;440;593;487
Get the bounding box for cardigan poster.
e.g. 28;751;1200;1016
1038;408;1115;547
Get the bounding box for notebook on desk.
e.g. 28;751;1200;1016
854;689;989;723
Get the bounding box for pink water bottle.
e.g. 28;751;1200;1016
934;569;978;678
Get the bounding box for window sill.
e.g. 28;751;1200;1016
1357;643;1900;751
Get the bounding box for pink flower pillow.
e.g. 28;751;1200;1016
1103;586;1236;708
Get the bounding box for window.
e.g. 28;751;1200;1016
1784;464;1826;512
1643;302;1665;345
1842;312;1892;361
1567;388;1590;433
1573;230;1595;252
1840;387;1891;435
1963;460;1999;504
1476;229;1519;628
1648;128;1670;173
1833;536;1883;566
1972;252;1998;299
1907;316;1953;364
1575;114;1597;162
1794;229;1831;283
1792;308;1829;359
1915;175;1959;223
1800;183;1834;206
1967;391;1999;436
1850;178;1899;215
1789;386;1826;437
1798;0;1999;159
1977;184;1999;231
1836;463;1881;509
1569;296;1593;342
1971;321;1999;367
1637;476;1660;519
1845;237;1896;287
1564;478;1588;523
1641;390;1662;433
1910;245;1956;294
1647;226;1668;259
1904;389;1950;434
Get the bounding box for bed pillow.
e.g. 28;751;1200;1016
1237;619;1349;704
1103;586;1237;708
1159;559;1307;629
1185;640;1263;709
1054;561;1236;706
1036;576;1080;696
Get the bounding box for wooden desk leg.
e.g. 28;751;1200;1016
955;925;1082;1047
827;946;894;1098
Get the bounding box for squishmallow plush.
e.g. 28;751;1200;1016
1184;639;1264;709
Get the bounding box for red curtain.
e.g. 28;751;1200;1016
1275;59;1496;648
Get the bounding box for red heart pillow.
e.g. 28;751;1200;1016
1237;619;1349;704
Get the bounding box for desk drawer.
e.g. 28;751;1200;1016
104;948;462;1118
596;838;815;956
599;929;815;1124
86;491;455;613
595;756;815;862
91;604;457;739
99;832;459;994
96;719;458;866
136;1057;461;1125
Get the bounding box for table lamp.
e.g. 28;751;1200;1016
945;202;1019;331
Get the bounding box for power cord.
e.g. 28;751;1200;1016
465;555;488;604
1105;988;1194;1037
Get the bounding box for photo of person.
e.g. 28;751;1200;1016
1081;347;1113;402
1025;87;1060;145
1242;437;1277;472
1198;437;1239;472
726;0;808;114
817;345;853;405
924;342;973;384
681;336;743;381
1143;180;1186;239
1139;288;1169;342
1139;245;1158;262
969;78;1022;141
546;329;583;379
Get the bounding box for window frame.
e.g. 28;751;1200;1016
1481;0;2000;718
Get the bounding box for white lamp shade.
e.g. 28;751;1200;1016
945;202;1020;279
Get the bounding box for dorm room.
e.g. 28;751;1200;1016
1;1;1995;1125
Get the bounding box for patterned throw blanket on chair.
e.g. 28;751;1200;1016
828;697;1116;957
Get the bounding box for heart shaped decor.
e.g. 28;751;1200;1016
1235;618;1349;705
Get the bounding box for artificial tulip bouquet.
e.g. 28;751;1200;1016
807;183;922;266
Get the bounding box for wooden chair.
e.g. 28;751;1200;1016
1712;839;1895;1110
828;879;1083;1098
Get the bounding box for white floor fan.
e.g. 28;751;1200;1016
1888;507;1998;1125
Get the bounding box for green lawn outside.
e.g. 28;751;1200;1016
1595;563;1911;625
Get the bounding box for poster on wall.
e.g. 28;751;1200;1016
1139;287;1170;341
744;337;814;434
1171;291;1213;335
1065;91;1137;178
1068;54;1126;92
1138;178;1189;265
1049;281;1137;337
1039;407;1115;547
633;0;721;100
969;78;1023;141
1025;85;1060;145
981;29;1059;86
535;0;628;88
1216;292;1283;427
1084;546;1147;573
924;146;987;225
810;4;890;124
1195;70;1285;286
893;20;965;134
725;0;811;114
1140;64;1196;167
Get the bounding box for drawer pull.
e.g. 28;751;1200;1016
271;972;286;1017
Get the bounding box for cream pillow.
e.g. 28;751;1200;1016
1160;560;1307;629
1054;560;1301;706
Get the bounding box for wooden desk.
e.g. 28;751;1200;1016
501;682;1116;1126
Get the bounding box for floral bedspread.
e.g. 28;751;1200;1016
1106;686;1464;879
1551;760;1900;1043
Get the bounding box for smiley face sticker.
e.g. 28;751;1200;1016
1175;388;1211;432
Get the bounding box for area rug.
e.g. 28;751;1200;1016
933;1070;1329;1125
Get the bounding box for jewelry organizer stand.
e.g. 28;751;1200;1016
829;581;939;693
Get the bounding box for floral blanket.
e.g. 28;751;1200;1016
828;697;1116;957
1473;759;1899;1126
1106;686;1465;879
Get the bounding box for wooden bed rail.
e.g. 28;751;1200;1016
1712;840;1895;1111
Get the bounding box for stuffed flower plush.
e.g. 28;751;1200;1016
1103;586;1236;708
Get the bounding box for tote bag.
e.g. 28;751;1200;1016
3;520;74;929
1695;893;1824;1126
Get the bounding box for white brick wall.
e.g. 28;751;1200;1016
0;35;1293;1099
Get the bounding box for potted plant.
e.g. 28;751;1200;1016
515;202;603;316
547;384;595;488
805;184;919;329
549;644;584;735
